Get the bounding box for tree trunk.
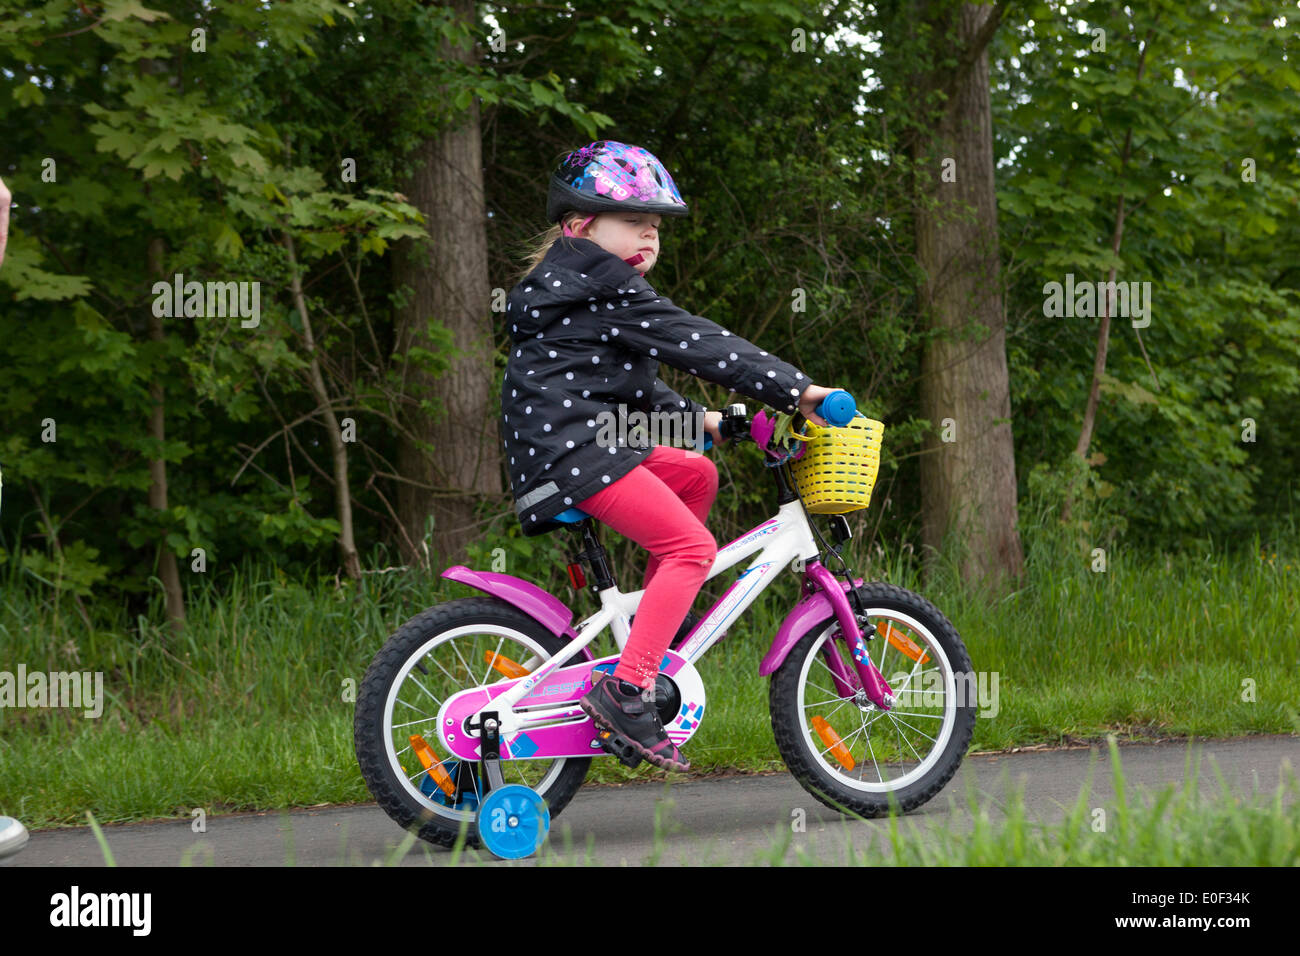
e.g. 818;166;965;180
1063;25;1154;522
914;2;1024;592
391;0;500;570
283;233;362;580
146;237;186;635
1072;28;1153;466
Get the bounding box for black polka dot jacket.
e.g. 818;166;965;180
501;236;811;536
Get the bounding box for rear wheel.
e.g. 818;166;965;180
354;596;590;848
769;582;976;817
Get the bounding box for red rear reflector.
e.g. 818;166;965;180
567;563;586;589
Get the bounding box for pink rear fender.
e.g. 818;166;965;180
441;565;592;661
759;576;865;676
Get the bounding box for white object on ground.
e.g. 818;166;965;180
0;816;29;860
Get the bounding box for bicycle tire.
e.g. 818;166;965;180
354;595;591;849
769;581;976;818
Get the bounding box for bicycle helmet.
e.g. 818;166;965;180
547;141;689;224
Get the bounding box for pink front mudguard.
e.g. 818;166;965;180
761;573;893;708
759;576;864;676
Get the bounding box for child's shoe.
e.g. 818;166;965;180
579;673;690;772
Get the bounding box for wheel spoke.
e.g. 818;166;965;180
814;651;850;686
426;654;462;689
448;639;477;684
802;694;852;713
888;656;929;699
863;719;883;784
815;719;867;760
882;711;938;747
873;620;891;680
395;695;437;716
805;677;842;700
805;701;856;740
403;673;444;708
391;714;441;730
483;636;506;685
856;673;939;776
896;719;924;764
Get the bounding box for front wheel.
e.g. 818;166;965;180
769;582;976;818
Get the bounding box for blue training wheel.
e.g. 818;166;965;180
476;784;550;860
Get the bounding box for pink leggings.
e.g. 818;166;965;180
575;445;719;688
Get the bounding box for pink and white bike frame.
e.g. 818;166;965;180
439;496;895;755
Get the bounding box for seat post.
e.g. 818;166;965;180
573;518;617;593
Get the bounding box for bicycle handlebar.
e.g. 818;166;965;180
701;389;858;451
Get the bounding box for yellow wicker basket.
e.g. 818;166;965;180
788;414;885;514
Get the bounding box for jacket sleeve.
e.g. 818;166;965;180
648;377;707;418
594;281;812;416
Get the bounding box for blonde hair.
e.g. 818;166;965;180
513;210;597;285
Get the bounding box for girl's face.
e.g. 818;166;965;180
570;212;662;275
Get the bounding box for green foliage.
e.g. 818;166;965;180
2;540;110;598
993;0;1300;542
1;0;1298;618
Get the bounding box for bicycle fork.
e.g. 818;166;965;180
804;561;895;710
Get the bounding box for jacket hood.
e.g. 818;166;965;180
507;237;645;340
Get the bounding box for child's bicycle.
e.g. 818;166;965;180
354;391;976;858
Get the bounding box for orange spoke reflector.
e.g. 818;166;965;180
811;715;856;771
484;650;530;679
409;734;456;796
879;621;929;664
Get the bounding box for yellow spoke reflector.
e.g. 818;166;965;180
484;650;530;679
879;620;929;664
409;734;456;796
811;715;856;771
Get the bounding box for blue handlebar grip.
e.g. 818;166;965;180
702;436;713;451
814;390;857;428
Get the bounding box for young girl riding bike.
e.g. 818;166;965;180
501;140;835;773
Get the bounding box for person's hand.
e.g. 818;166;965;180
797;383;839;427
0;175;10;270
702;409;724;446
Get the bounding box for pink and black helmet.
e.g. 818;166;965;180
547;141;689;225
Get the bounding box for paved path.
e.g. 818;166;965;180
14;735;1297;866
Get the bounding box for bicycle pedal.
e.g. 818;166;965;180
594;727;644;769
